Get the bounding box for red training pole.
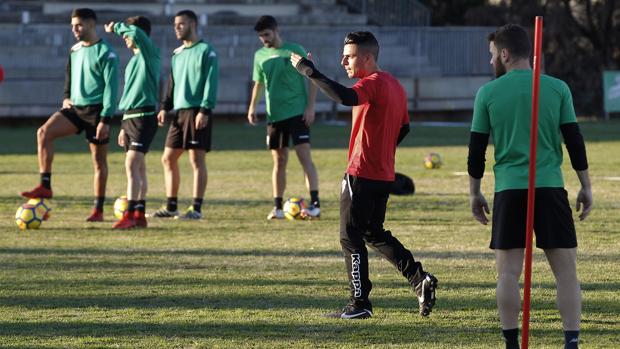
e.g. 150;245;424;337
521;16;543;349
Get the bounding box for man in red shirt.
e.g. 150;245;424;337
291;31;437;319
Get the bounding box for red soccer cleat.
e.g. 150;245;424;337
86;208;104;222
21;185;53;199
134;211;147;228
112;211;135;229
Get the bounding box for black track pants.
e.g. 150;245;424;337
339;173;423;307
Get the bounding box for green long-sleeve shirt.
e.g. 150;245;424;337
161;40;218;114
63;39;119;117
113;23;160;119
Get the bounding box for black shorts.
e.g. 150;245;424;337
490;188;577;249
266;115;310;149
165;108;212;151
121;116;158;153
58;104;109;145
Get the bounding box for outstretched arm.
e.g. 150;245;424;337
290;53;358;106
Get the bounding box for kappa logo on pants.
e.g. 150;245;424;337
351;253;362;297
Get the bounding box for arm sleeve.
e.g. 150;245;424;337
100;50;119;118
114;23;157;59
252;53;264;83
397;123;410;145
294;57;358;106
63;56;71;100
560;122;588;171
200;48;218;113
160;69;174;111
467;131;490;179
471;86;490;133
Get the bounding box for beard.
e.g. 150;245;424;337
493;57;506;78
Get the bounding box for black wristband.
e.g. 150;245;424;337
199;107;212;116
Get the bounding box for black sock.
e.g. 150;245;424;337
502;328;519;349
128;200;137;214
166;197;177;212
136;200;146;213
564;330;579;349
192;198;203;213
310;190;320;207
40;172;52;190
274;197;283;210
94;197;105;211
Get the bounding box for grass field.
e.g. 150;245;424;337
0;120;618;348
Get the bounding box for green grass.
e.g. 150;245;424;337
0;120;619;348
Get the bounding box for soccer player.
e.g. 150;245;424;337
468;24;592;349
247;15;321;220
104;16;160;229
291;31;438;319
21;8;119;222
153;10;218;220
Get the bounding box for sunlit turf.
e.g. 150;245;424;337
0;120;618;348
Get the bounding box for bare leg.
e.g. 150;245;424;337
271;148;288;198
294;143;318;192
544;248;581;331
138;153;147;201
161;147;183;198
125;150;145;201
188;149;207;199
495;248;524;330
37;112;79;173
89;142;108;198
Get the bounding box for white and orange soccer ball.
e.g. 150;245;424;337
283;197;307;220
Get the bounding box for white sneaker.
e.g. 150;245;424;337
302;205;320;219
267;207;284;220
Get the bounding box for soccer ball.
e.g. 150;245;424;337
424;152;443;169
283;197;307;220
114;196;129;219
27;198;51;221
15;204;43;230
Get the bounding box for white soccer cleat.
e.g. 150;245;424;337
267;207;284;220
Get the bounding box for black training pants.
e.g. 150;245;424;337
339;173;423;307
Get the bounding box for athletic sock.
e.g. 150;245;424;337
128;200;137;214
274;197;283;210
502;328;519;349
136;200;146;213
310;190;320;207
192;198;203;213
564;330;579;349
94;197;105;211
166;197;178;212
40;172;52;189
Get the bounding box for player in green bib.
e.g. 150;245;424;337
468;24;593;349
247;15;321;220
153;10;219;220
21;8;119;222
105;16;160;229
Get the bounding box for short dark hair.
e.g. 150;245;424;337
71;8;97;22
344;31;380;61
488;24;531;59
126;16;151;36
175;9;198;24
254;15;277;32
